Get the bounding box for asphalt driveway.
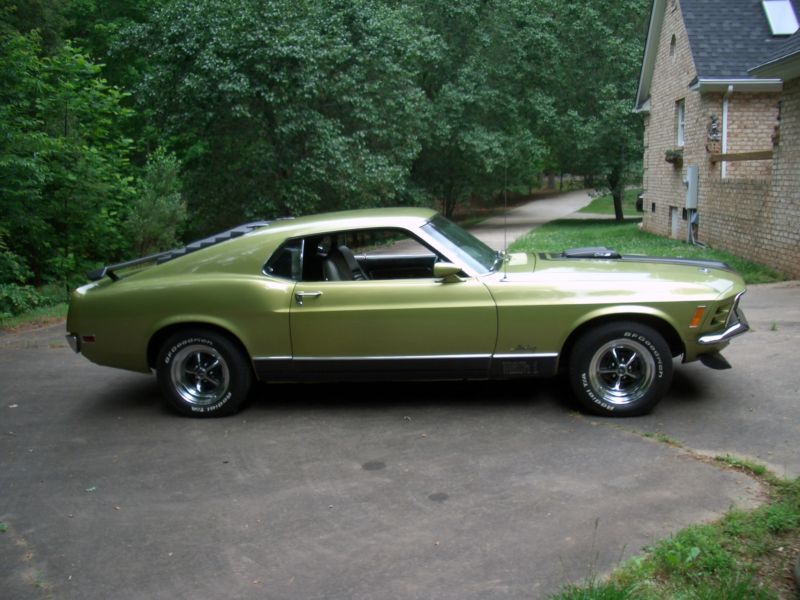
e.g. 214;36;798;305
1;193;797;599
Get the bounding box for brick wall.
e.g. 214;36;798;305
651;81;800;278
725;93;779;179
757;78;800;278
700;178;772;262
641;0;702;241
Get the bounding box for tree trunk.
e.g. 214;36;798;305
607;165;625;222
612;187;624;222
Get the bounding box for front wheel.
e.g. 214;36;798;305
156;329;253;417
569;322;673;417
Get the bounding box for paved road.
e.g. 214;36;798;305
469;189;596;250
1;193;796;600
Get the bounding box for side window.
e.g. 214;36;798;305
342;229;432;258
267;229;446;282
294;228;440;282
264;238;303;281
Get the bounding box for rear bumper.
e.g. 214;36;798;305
66;334;80;354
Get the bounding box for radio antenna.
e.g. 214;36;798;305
503;163;509;280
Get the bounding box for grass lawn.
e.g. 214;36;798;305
579;189;641;218
509;218;785;285
0;302;68;332
553;470;800;599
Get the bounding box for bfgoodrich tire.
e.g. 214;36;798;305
569;322;673;417
156;329;253;418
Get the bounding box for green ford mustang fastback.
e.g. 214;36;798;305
66;207;748;418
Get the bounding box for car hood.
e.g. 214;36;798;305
490;251;741;297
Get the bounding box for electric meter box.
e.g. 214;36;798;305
684;165;699;209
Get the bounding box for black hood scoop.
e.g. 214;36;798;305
560;247;621;259
540;247;732;272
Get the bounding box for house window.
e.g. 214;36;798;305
670;35;676;60
676;99;686;147
670;206;679;238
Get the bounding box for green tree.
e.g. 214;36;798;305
125;148;186;255
545;0;648;220
410;0;560;216
0;26;134;285
0;0;69;54
125;0;439;234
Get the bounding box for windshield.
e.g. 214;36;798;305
421;214;498;274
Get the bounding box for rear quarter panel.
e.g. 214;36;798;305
68;274;293;372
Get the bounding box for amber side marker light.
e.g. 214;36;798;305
689;307;706;328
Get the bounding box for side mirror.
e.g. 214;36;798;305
433;262;463;283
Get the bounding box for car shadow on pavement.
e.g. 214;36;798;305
248;377;576;416
75;365;713;421
78;374;165;418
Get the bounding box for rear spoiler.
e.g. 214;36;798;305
86;221;271;282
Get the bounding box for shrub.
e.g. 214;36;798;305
0;283;44;317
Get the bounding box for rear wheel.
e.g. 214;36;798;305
156;329;252;417
569;322;673;417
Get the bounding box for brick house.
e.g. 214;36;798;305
634;0;800;278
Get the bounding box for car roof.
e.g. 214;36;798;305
250;207;439;240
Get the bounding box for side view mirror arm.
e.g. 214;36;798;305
433;262;464;283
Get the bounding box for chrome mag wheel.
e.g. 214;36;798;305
587;339;656;406
569;321;672;417
170;344;231;407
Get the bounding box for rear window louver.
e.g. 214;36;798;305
87;221;271;282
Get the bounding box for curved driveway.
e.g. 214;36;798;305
1;192;796;599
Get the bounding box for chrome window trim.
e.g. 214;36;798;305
254;354;492;361
493;352;559;360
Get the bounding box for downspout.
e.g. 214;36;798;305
721;84;734;178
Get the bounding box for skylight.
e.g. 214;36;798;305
762;0;799;36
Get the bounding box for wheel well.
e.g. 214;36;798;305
559;315;684;373
147;322;250;369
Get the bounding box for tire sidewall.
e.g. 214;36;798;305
157;331;251;417
570;322;673;417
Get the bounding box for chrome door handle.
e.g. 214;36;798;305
295;291;322;305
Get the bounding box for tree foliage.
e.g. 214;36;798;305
0;0;649;293
0;23;134;286
125;0;439;232
409;0;560;216
546;0;647;220
124;147;185;255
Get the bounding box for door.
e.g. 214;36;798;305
288;277;497;380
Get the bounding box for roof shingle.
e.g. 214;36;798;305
681;0;800;79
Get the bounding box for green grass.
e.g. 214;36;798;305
552;476;800;599
714;455;769;477
0;302;68;331
579;189;641;217
509;219;785;284
642;432;682;447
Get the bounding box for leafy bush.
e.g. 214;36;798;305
124;148;186;256
0;283;44;317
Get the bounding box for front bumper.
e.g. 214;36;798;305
698;306;749;345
